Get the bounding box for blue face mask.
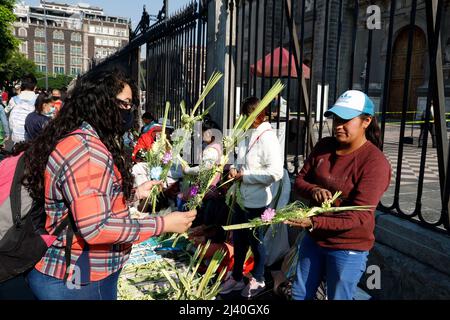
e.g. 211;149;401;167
44;106;56;117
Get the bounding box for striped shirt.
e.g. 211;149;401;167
35;122;164;282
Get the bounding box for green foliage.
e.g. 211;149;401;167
36;73;75;90
159;241;227;300
0;51;36;87
0;0;19;64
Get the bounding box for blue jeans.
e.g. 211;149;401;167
292;233;368;300
231;205;267;282
26;268;121;300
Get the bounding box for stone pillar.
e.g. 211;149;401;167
206;0;235;132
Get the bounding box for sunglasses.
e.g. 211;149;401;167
116;98;135;110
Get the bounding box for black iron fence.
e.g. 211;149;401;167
92;0;450;234
145;2;208;123
224;0;450;234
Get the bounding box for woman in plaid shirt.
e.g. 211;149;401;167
21;70;196;300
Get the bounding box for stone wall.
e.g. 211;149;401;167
359;211;450;299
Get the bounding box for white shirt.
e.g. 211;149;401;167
8;91;37;143
234;122;284;208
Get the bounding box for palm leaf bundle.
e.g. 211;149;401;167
184;80;285;211
223;191;375;231
159;240;227;300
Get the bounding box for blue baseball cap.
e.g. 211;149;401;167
324;90;375;120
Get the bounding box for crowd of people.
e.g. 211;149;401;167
0;70;391;301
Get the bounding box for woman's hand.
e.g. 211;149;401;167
228;168;243;181
284;217;313;229
188;225;205;237
162;210;197;234
311;187;333;204
228;168;238;180
135;180;163;200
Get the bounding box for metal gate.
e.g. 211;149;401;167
91;0;450;234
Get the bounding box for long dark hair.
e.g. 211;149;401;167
361;114;382;149
22;69;138;200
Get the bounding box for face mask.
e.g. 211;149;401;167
119;108;134;133
44;106;56;117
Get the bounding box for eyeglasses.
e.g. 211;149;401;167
116;98;135;110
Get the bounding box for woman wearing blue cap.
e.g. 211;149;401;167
286;90;391;300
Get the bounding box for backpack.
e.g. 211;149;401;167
0;153;75;283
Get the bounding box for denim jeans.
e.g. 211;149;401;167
26;268;121;300
231;205;267;282
292;233;368;300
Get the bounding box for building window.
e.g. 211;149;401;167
35;28;45;37
53;30;64;40
53;43;65;54
54;66;65;74
70;56;82;65
34;53;47;64
19;41;28;56
36;65;47;73
71;32;82;42
34;41;46;53
53;54;65;65
18;27;27;37
70;66;82;75
70;45;82;56
115;29;128;37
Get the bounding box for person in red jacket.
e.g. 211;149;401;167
286;90;391;300
132;125;163;162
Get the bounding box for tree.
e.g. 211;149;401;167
0;51;36;91
36;73;75;90
0;0;19;64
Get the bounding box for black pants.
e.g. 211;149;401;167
231;205;267;282
418;124;436;148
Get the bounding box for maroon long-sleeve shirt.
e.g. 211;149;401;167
295;137;391;251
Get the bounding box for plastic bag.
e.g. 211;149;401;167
263;223;290;266
263;169;291;266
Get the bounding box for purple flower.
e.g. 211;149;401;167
261;208;276;223
162;152;173;165
189;185;199;198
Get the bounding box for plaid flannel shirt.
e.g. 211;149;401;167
35;122;164;282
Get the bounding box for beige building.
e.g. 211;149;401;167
13;0;130;77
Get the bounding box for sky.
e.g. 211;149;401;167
25;0;192;29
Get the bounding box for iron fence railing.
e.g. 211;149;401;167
224;0;449;234
92;0;450;234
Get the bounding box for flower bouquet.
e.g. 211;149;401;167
222;191;375;231
141;72;224;213
183;80;286;212
141;102;173;213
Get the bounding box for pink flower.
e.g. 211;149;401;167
162;152;172;164
189;185;199;197
261;208;276;223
